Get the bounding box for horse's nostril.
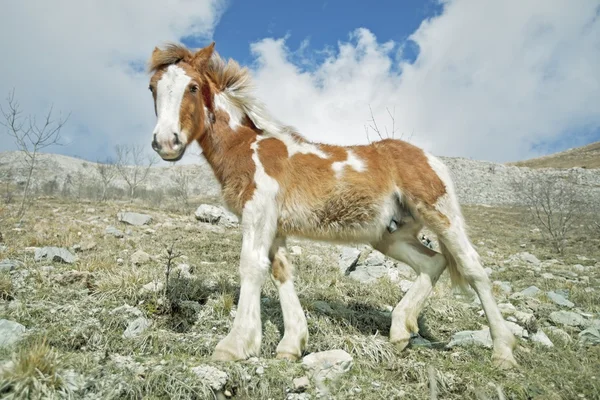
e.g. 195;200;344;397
152;134;160;151
173;133;181;146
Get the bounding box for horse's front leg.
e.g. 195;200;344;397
212;201;278;361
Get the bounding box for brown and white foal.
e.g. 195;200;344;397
147;42;517;369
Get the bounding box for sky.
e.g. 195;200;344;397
1;0;599;165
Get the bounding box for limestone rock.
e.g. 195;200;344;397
123;317;151;338
0;319;26;348
194;205;238;227
302;349;353;382
191;365;228;391
546;291;574;308
579;327;600;346
118;212;152;226
0;259;23;272
34;247;77;264
549;311;586;328
105;226;124;238
338;246;361;274
131;250;150;266
530;330;553;347
446;328;493;349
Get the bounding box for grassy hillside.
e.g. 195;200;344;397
509;141;600;169
0;197;599;399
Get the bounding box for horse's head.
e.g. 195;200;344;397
147;42;215;161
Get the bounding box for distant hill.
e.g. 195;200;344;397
508;141;600;169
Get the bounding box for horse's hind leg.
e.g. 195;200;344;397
373;222;447;351
269;237;308;360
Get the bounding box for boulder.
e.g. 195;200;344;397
0;319;26;348
34;247;77;264
549;311;586;328
446;328;493;349
530;330;553;347
117;212;152;226
578;327;600;346
194;205;238;227
302;349;353;382
191;365;228;391
546;291;574;308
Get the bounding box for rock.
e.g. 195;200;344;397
131;250;150;266
105;226;124;238
498;303;517;316
141;280;164;294
530;330;553;347
302;350;353;382
0;259;23;272
446;328;493;349
484;267;493;276
364;250;386;266
518;252;540;265
513;311;536;326
549;311;586;328
347;264;388;284
293;376;310;392
546;291;574;308
123;317;151;338
74;241;96;252
0;319;26;348
290;246;302;256
191;365;228;391
541;273;555;280
506;321;528;338
520;286;541;298
34;247;77;264
547;327;572;344
194;205;238;227
398;279;413;293
409;335;432;348
117;212;152;226
255;366;264;375
578;327;600;346
338;246;361;274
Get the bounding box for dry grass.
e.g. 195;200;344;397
0;197;599;399
508;141;600;169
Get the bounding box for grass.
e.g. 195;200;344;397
0;197;599;399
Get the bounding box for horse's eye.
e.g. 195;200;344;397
190;85;199;93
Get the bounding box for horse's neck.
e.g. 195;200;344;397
197;116;258;185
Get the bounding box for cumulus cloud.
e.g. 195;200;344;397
0;0;225;162
249;0;600;162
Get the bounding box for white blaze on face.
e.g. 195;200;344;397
153;65;191;145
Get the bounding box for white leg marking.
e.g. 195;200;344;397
154;65;191;143
374;227;446;349
270;238;308;360
212;137;280;361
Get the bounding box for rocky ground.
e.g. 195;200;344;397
0;197;599;399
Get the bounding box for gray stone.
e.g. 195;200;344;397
547;327;572;344
530;330;553;347
194;205;238;227
520;286;540;297
518;252;540;265
293;376;310;391
364;250;386;266
140;280;164;294
191;365;228;391
547;291;574;308
105;226;124;238
409;335;432;348
302;349;353;382
0;259;23;272
0;319;26;348
338;246;361;274
34;247;77;264
446;328;493;349
117;212;152;226
347;264;388;284
549;311;586;328
579;327;600;346
123;317;151;338
541;273;555;280
131;250;150;266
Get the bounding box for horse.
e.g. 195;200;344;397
146;42;517;369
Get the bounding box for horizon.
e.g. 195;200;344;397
1;0;599;165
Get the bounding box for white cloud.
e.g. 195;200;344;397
249;0;600;162
0;0;225;162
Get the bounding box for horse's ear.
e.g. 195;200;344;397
192;42;215;70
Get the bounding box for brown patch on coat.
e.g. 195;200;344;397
271;255;292;284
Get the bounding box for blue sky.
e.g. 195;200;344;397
1;0;599;164
194;0;442;67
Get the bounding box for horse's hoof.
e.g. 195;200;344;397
276;352;299;361
390;337;410;352
492;353;518;370
211;349;244;362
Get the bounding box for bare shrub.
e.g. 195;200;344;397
114;144;157;200
169;166;191;211
513;174;583;254
0;89;69;218
95;158;118;201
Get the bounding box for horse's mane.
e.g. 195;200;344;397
149;44;302;141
